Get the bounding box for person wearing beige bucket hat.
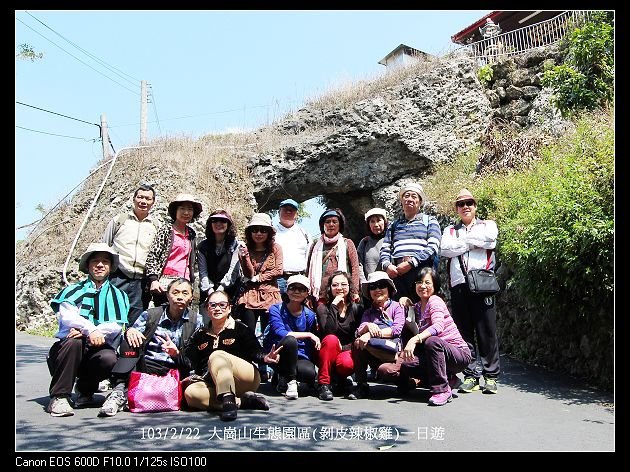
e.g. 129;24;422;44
46;242;130;417
235;212;283;382
145;193;202;307
441;188;500;394
380;181;441;304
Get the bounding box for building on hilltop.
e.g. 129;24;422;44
378;44;432;71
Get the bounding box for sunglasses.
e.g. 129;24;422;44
368;281;389;291
288;285;308;293
210;218;228;224
456;200;476;208
250;227;269;234
208;301;229;310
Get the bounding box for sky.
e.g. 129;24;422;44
15;9;490;241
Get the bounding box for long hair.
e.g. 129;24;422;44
244;227;275;251
204;208;236;245
325;270;353;304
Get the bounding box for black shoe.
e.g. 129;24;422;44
240;391;270;411
317;384;334;401
259;369;269;383
347;382;370;400
332;377;353;396
219;394;238;421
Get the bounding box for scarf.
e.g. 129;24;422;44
308;233;347;299
50;278;129;325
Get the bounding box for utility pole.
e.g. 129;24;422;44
140;80;147;144
100;113;111;160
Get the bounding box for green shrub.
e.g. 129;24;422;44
477;64;494;84
475;111;614;319
542;14;614;116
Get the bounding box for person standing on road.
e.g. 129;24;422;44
183;290;281;421
102;184;157;325
46;243;129;417
440;188;500;394
399;267;472;406
274;199;312;300
98;278;202;417
144;193;202;307
379;182;441;303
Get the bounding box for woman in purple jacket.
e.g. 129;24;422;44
399;267;472;406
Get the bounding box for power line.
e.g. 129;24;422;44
16;100;99;127
148;84;162;135
16;125;98;141
24;11;140;87
16;16;139;96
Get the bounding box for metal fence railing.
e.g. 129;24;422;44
455;11;594;65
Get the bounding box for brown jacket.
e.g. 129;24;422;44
237;243;283;310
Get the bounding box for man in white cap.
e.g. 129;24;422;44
46;243;129;417
441;188;500;394
274;198;312;299
379;182;441;302
102;184;157;325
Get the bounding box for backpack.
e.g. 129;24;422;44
390;214;440;273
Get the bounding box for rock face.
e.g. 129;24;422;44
251;54;492;239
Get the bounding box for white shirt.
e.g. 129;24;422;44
274;222;311;273
441;218;498;287
54;301;123;344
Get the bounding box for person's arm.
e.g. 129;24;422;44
379;224;394;269
58;302;96;335
345;239;361;300
145;225;169;281
268;303;290;340
378;301;405;338
101;217;117;246
219;240;242;290
467;219;498;250
239;244;255;279
316;303;336;336
357;238;367;284
416;216;442;263
197;242;211;293
440;225;469;258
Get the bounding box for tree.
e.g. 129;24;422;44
16;43;44;62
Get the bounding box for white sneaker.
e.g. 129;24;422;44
98;390;127;417
285;380;298;400
98;379;111;392
47;396;74;417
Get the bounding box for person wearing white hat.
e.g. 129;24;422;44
46;243;130;417
274;198;312;299
441;188;500;394
145;193;203;307
357;208;388;284
264;274;319;400
379;181;441;303
235;212;284;381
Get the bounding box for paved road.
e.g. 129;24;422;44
15;331;614;455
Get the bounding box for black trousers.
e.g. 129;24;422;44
450;283;500;379
109;270;151;326
273;335;317;385
47;337;117;398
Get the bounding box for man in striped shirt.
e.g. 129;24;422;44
46;243;129;417
379;182;441;303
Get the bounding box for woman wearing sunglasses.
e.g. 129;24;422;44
264;275;320;400
349;271;405;400
183;290;282;421
197;208;242;323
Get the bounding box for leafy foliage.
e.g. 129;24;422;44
16;43;44;62
542;14;614;115
475;111;614;319
477;64;494;84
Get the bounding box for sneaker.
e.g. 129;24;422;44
98;379;111;392
47;396;74;417
74;393;95;408
240;391;270;411
276;375;288;394
332;376;354;396
482;377;498;394
459;376;480;393
285;380;299;400
428;387;453;406
98;390;127;417
317;384;334;401
347;382;370;400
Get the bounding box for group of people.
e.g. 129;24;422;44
45;181;500;421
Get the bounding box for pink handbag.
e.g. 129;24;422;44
127;368;182;413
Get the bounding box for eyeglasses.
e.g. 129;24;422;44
208;302;229;310
415;280;433;286
331;282;349;288
250;227;269;234
368;281;389;291
210;218;227;224
288;285;308;293
456;199;476;208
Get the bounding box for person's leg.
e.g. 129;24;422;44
296;358;317;386
48;338;83;398
450;285;479;379
238;307;257;333
275;336;299;381
351;344;370;384
184;381;216;410
334;350;355;378
76;346;118;396
317;334;341;386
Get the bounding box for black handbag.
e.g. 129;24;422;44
458;256;500;295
